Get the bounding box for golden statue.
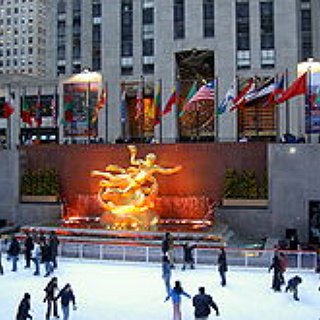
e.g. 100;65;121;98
91;145;182;229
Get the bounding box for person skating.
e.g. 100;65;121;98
49;231;60;269
162;232;175;268
193;287;220;319
165;280;191;320
285;275;302;301
162;255;172;295
217;248;228;287
182;242;196;271
268;251;282;292
8;235;20;272
44;277;59;319
16;292;32;320
0;248;3;275
41;239;53;277
24;232;34;269
279;252;287;286
55;283;76;320
31;239;41;276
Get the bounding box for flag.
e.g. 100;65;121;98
162;86;176;116
154;81;162;125
263;75;285;106
64;94;73;123
34;87;42;127
230;78;255;111
92;86;107;123
182;81;215;113
135;79;144;120
120;89;127;123
275;72;307;104
217;81;236;115
21;91;32;126
50;89;57;126
179;82;197;117
2;101;14;119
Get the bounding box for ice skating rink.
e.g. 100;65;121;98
0;257;319;320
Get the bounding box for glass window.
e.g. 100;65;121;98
260;1;274;50
174;0;185;39
236;1;250;50
203;0;214;38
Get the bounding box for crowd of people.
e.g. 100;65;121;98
0;230;310;319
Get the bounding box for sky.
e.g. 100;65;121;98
0;257;319;320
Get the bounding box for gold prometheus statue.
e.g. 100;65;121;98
91;145;182;229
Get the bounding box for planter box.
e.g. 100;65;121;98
222;198;268;207
21;195;59;203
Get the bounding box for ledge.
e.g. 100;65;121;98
21;195;59;203
222;198;268;207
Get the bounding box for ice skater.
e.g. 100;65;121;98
8;235;21;272
49;231;60;269
182;242;196;271
43;277;59;319
268;251;282;292
16;292;32;320
31;238;41;276
193;286;220;319
55;283;77;320
162;255;172;295
165;280;191;320
217;247;228;287
162;232;175;268
24;232;34;269
285;275;302;301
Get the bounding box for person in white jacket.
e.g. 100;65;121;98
31;239;41;276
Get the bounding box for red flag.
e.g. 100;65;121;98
34;87;42;127
230;78;255;111
275;72;307;104
162;87;176;116
3;101;14;118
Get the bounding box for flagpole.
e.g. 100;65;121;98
214;77;219;142
159;79;163;144
307;68;312;143
87;81;91;144
285;68;290;134
105;81;108;143
6;84;12;150
275;73;280;142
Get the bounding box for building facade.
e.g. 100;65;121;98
0;0;320;146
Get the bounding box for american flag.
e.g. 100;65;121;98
183;81;215;111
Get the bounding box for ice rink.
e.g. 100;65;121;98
0;257;319;320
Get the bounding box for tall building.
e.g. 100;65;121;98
1;0;320;146
0;0;49;76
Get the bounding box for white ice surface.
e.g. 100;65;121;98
0;257;319;320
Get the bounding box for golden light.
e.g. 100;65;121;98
91;145;182;230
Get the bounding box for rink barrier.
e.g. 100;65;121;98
54;239;318;270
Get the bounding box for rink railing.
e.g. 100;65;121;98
56;239;318;270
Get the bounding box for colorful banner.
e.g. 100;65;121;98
306;72;320;133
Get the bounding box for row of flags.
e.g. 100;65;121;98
0;71;311;127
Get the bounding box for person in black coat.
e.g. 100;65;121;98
55;283;77;320
268;251;282;292
24;232;34;269
41;239;53;277
16;292;32;320
192;287;219;319
49;231;60;269
44;277;59;319
217;248;228;287
285;275;302;301
182;242;196;270
162;232;174;268
8;235;20;272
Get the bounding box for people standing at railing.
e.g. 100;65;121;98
49;231;60;269
162;232;175;268
217;247;228;287
268;250;282;292
162;255;172;295
0;243;3;275
43;277;59;320
24;232;34;269
182;242;196;271
8;235;21;272
164;280;191;320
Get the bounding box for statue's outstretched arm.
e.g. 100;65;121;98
156;165;182;175
127;145;141;166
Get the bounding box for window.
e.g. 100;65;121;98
260;1;274;50
174;0;185;39
121;0;133;57
301;7;312;60
203;0;214;38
